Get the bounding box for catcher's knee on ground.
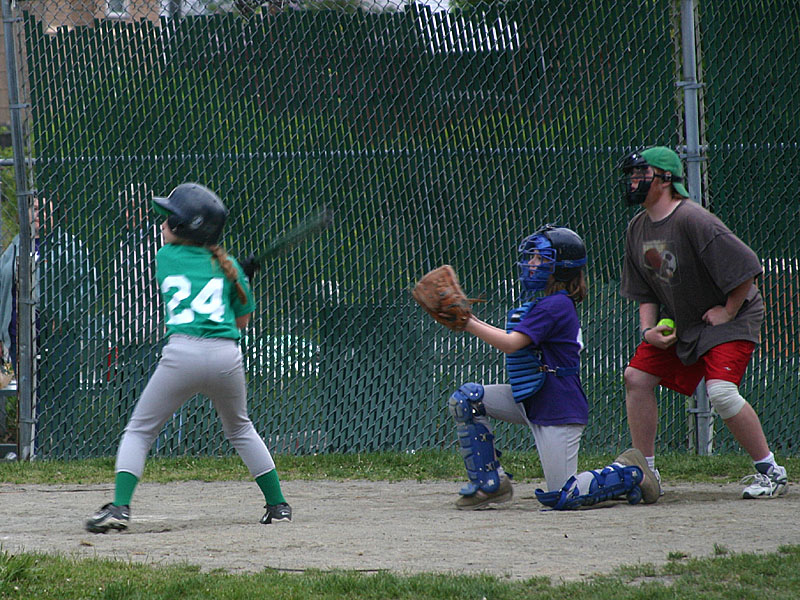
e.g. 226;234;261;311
448;383;502;495
535;465;644;510
706;379;746;419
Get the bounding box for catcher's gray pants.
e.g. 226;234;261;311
480;384;584;492
115;334;276;479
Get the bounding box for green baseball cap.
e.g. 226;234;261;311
640;146;690;197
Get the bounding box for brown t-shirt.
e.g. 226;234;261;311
621;200;763;365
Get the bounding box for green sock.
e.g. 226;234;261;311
256;469;286;506
113;471;139;507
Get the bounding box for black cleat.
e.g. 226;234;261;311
86;503;130;533
260;502;292;524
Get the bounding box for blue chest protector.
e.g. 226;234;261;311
505;298;579;403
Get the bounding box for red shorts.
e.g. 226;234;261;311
628;340;755;396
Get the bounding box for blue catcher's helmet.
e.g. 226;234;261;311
517;224;587;293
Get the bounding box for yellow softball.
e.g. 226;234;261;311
657;318;675;335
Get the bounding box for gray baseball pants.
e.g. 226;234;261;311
480;384;584;492
115;334;275;479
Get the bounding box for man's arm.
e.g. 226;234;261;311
703;278;754;326
638;302;660;333
639;302;677;348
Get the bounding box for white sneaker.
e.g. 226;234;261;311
741;464;788;499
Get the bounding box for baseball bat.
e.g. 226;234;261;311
254;206;334;262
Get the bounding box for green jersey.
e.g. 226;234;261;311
156;244;255;340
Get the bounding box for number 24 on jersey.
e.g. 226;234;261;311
162;275;226;324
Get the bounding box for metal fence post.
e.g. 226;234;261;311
679;0;713;455
2;0;35;460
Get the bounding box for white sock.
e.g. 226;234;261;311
572;471;597;495
754;452;775;467
645;456;656;471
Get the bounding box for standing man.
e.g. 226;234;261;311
617;146;788;499
0;196;41;370
0;196;40;439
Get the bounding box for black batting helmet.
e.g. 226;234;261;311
152;183;228;245
540;225;587;282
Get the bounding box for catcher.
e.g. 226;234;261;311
413;225;660;510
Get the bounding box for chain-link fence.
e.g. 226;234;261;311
1;0;798;460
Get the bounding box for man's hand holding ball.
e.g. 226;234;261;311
643;318;677;349
657;318;675;335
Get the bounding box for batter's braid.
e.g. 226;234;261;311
208;244;247;304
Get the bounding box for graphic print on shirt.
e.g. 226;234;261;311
641;240;679;284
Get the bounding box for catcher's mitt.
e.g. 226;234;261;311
412;265;478;331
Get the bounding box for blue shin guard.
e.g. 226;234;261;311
534;475;583;510
535;465;644;510
448;383;502;495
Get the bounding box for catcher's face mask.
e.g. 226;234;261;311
617;151;653;205
517;234;556;292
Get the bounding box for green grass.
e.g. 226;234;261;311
2;545;800;599
2;451;799;599
1;449;796;485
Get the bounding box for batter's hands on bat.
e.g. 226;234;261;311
240;253;261;280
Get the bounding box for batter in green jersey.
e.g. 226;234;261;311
86;183;292;533
158;243;254;340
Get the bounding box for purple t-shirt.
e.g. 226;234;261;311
511;292;588;426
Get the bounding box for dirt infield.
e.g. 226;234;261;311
1;479;798;582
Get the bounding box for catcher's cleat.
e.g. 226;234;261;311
741;463;788;499
455;473;513;510
613;448;660;504
85;503;130;533
261;502;292;524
